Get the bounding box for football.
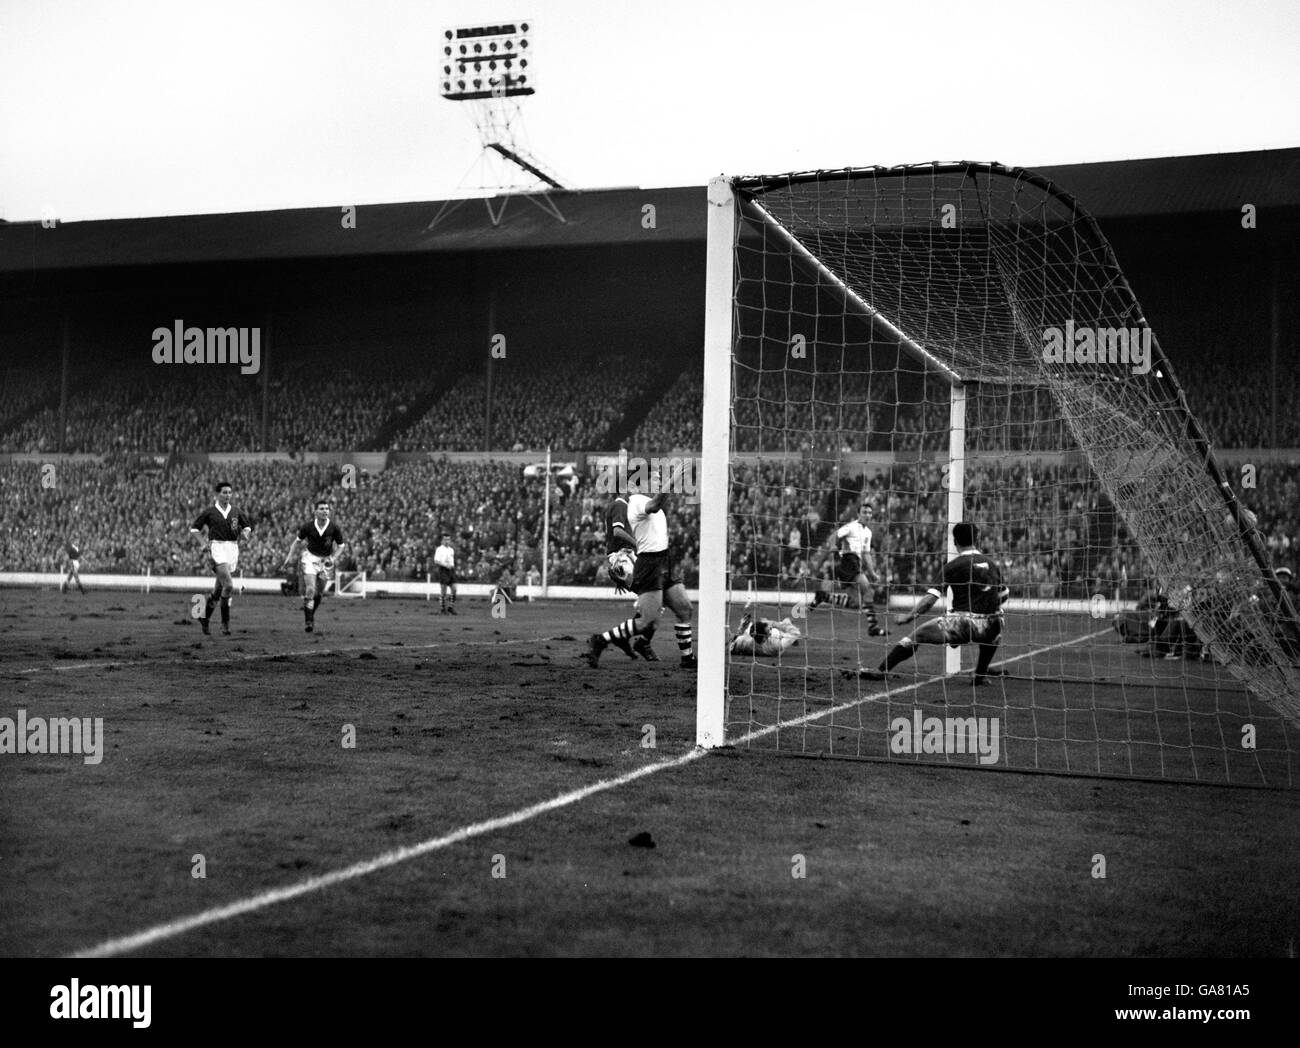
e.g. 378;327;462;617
606;548;637;587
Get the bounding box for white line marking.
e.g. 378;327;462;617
69;626;1104;958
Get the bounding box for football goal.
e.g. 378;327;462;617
696;164;1300;788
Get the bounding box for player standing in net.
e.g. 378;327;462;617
434;534;457;614
189;480;252;636
281;498;346;633
806;502;887;635
844;522;1009;686
60;538;86;595
586;490;695;669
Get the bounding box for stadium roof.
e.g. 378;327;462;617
0;187;704;273
1;148;1295;273
1037;147;1300;218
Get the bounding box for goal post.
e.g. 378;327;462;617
696;164;1300;787
696;177;736;748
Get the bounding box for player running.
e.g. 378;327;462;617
843;522;1010;686
60;539;86;595
189;480;253;636
281;499;346;633
806;502;887;635
586;491;695;669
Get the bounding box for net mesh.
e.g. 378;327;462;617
721;163;1300;787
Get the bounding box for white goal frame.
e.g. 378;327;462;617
695;176;967;747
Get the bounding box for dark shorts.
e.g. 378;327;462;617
931;612;1003;647
437;566;457;586
836;553;863;584
631;549;684;597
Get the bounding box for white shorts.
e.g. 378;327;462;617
210;541;240;569
66;560;80;574
301;551;331;578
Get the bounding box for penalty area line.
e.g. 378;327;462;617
70;745;709;958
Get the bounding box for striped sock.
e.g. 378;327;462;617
674;623;693;657
602;618;637;643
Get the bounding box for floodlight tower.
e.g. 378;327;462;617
431;19;566;228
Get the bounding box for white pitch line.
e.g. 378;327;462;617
68;625;1105;958
72;745;712;958
728;626;1111;746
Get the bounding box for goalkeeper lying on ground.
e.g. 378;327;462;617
730;611;801;656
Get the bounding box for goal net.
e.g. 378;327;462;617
696;165;1300;788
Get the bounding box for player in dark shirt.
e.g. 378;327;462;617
189;480;253;636
281;499;346;633
60;539;86;595
845;522;1010;686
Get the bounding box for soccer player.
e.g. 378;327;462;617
189;480;252;636
586;491;695;668
281;499;346;633
60;539;86;595
843;522;1009;686
808;502;887;636
730;610;801;657
433;534;457;614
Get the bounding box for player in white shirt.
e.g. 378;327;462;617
807;502;886;635
433;534;457;614
586;490;695;668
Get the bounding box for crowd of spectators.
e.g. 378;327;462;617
3;338;1293;454
628;369;702;452
1178;356;1300;448
393;352;660;452
0;356;442;454
2;454;1296;595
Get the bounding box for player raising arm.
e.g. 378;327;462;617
281;498;345;633
844;521;1010;686
587;490;695;669
190;480;253;636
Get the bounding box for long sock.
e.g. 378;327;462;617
882;639;916;671
204;596;215;622
862;602;879;626
974;643;999;675
674;622;693;657
220;597;230;625
602;618;639;643
312;594;321;611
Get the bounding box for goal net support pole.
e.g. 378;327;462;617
946;382;966;675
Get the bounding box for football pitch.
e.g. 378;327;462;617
2;588;1298;957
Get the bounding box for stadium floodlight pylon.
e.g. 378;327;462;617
697;164;1300;787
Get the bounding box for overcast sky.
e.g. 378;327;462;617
1;0;1297;222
